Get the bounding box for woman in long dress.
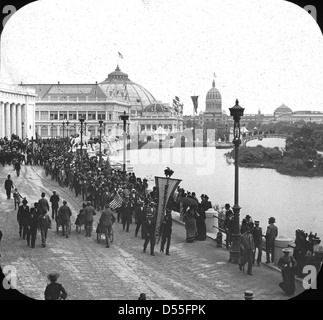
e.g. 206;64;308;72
278;248;297;296
183;207;197;243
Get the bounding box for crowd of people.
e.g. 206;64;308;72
2;135;211;256
2;135;323;299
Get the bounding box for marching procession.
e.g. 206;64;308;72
1;135;210;257
0;135;320;300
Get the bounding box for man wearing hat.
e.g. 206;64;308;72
58;200;72;238
84;201;97;237
265;217;278;263
38;192;50;216
4;174;14;200
239;226;255;275
45;273;68;300
160;209;172;255
252;220;263;266
278;248;297;296
26;203;39;248
17;198;29;239
135;199;147;239
143;212;156;256
50;190;60;220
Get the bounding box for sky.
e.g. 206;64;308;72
0;0;323;115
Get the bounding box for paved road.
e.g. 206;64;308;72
0;164;305;300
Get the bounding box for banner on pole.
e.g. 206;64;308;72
154;176;182;242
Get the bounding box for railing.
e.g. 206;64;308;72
212;214;268;251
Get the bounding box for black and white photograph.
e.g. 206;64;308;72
0;0;322;304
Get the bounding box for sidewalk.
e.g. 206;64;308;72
171;210;304;284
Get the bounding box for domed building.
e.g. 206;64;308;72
99;65;156;116
203;79;224;126
274;104;293;122
134;101;183;135
20;66;183;138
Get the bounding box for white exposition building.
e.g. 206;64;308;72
0;83;36;139
20;66;183;138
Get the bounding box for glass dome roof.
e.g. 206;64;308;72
99;66;156;111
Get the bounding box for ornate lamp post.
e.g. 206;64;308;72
62;121;65;138
229;99;245;263
98;120;103;165
66;120;70;137
119;111;129;181
79;117;85;168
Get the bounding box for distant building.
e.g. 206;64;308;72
20;66;183;138
0;83;36;139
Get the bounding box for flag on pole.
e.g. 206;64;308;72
191;96;199;114
109;192;123;210
118;52;124;59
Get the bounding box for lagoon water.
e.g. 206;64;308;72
126;138;323;240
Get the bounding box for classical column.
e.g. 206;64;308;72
16;104;22;138
5;102;11;137
11;103;17;135
0;102;5;138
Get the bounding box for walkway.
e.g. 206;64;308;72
0;164;304;300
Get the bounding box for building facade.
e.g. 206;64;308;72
0;83;36;139
21;66;183;138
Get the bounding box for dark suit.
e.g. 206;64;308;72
58;204;72;236
143;219;155;255
50;194;60;219
252;226;263;264
160;213;172;255
135;205;146;238
122;201;133;232
17;205;29;239
26;208;39;247
4;178;13;199
240;232;255;275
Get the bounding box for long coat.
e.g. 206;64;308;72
27;209;39;229
84;205;96;222
135;205;147;224
17;205;30;226
58;204;72;222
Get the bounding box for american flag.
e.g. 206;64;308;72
109;192;123;210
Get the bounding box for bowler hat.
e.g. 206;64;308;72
269;217;276;223
254;220;259;224
22;199;28;204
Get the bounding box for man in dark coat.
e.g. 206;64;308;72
135;199;146;239
122;197;133;232
252;220;263;266
57;200;72;238
17;199;29;239
38;208;52;248
4;174;14;199
26;204;39;248
14;160;21;177
160;209;172;255
50;190;60;220
98;205;116;248
38;192;50;216
143;213;156;256
239;226;255;275
84;201;96;237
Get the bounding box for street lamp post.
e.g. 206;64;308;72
79;117;85;168
62;121;65;138
66;120;70;137
119;111;129;181
98;120;103;165
229;99;245;264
